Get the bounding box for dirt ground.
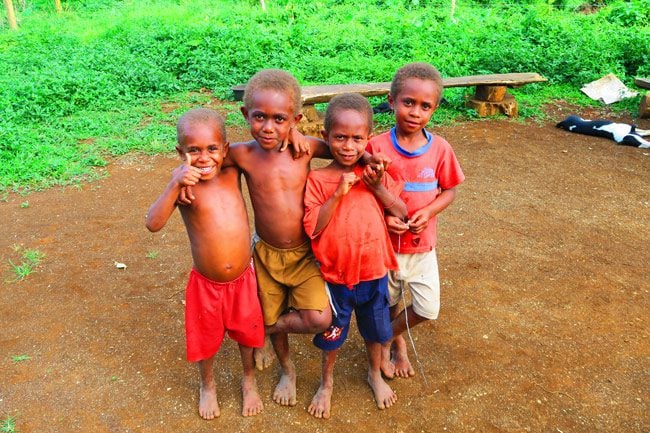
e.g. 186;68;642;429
1;102;648;433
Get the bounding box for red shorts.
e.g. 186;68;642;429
185;263;265;362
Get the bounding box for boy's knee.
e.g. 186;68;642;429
301;309;332;333
412;304;438;321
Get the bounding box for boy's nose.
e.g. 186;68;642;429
262;119;274;132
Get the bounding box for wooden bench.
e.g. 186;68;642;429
232;72;547;134
636;77;650;118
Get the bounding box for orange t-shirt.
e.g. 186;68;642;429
303;165;399;287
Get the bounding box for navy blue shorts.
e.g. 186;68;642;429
313;275;392;351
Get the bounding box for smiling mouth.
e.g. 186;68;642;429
198;166;215;175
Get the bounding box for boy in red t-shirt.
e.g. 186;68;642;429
303;93;407;419
368;63;465;378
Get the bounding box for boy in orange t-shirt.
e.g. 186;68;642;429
303;93;407;419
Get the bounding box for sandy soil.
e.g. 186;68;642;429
1;102;648;433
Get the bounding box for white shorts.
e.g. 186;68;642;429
388;250;440;320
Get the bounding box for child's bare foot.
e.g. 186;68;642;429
380;343;395;379
254;336;276;371
367;372;397;410
392;337;415;378
241;376;264;417
273;362;297;406
307;383;333;419
198;382;220;420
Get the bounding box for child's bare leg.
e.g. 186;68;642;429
266;307;332;335
308;349;337;419
366;341;397;410
197;357;219;420
380;340;396;379
239;345;264;417
270;332;297;406
253;335;275;370
391;305;427;378
380;304;400;379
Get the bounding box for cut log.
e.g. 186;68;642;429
639;92;650;119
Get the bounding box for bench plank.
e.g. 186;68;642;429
232;72;547;104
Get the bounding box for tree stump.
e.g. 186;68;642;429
298;105;324;136
467;92;518;117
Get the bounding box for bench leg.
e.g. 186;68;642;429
466;85;518;117
639;91;650;119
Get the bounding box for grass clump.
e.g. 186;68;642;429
7;248;45;281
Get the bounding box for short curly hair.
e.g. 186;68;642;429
176;108;226;146
390;62;444;104
324;93;373;134
243;69;302;116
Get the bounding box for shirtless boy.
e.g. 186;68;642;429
146;108;265;419
303;93;408;419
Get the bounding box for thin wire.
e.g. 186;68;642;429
397;233;428;385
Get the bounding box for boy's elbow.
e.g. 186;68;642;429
145;215;164;232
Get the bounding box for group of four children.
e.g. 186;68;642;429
146;62;465;420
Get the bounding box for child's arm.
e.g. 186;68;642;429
310;172;359;236
280;127;327;159
408;187;457;234
362;165;407;220
146;156;202;232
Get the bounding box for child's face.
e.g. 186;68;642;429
176;122;228;181
389;77;439;135
323;109;371;169
241;89;301;151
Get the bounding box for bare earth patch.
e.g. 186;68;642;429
1;106;648;432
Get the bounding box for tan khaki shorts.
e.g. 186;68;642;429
388;250;440;320
252;235;328;326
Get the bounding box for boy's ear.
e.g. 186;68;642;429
293;112;303;125
387;93;395;110
223;141;230;155
320;129;327;140
240;106;249;120
175;145;185;158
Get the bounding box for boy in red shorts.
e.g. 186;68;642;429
303;93;407;419
146;108;265;419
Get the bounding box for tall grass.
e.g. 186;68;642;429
1;0;648;191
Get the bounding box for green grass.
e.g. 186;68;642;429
1;0;648;192
7;248;45;281
1;415;17;433
11;355;30;362
145;250;159;259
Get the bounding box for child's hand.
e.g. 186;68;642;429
174;153;202;185
337;172;359;196
386;215;409;234
172;154;201;204
177;185;195;206
280;126;311;159
407;209;431;234
362;162;384;188
370;152;391;171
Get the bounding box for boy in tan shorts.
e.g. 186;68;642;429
180;69;332;406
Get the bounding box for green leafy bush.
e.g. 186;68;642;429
1;0;648;191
